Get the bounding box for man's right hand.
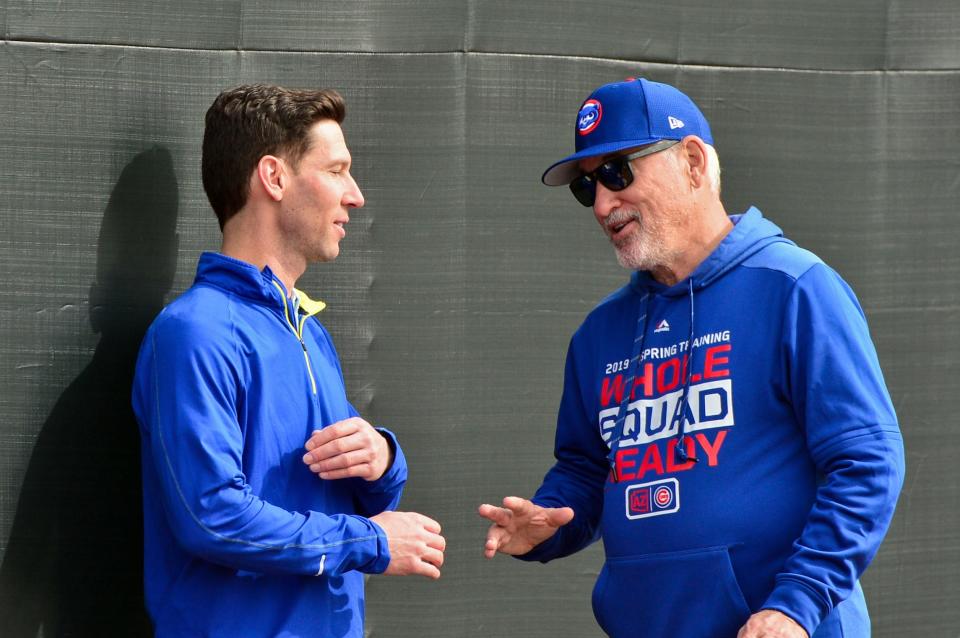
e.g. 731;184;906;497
369;511;445;579
477;496;574;559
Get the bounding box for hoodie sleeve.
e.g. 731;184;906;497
346;411;408;516
763;263;905;635
132;316;391;578
519;335;610;562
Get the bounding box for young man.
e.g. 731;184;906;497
479;78;904;638
133;84;444;637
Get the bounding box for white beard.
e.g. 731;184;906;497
606;208;674;272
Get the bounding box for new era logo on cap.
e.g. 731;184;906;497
668;116;685;130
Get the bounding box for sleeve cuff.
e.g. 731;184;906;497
373;427;407;486
762;577;831;638
513;531;564;563
358;518;392;574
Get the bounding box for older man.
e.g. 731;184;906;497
133;84;445;637
479;78;904;638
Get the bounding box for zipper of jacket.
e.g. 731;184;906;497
270;280;318;395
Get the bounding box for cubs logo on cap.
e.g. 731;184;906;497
577;99;602;136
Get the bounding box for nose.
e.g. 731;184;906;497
592;181;621;223
343;172;365;209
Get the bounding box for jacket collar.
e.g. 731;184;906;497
194;252;326;315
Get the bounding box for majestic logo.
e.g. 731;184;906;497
626;478;680;519
668;116;685;130
654;319;670;333
578;100;603;135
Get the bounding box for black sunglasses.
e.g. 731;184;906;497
568;139;680;207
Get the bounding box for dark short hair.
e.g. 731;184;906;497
201;84;346;229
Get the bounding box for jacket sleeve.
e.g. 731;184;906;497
763;263;905;635
133;316;391;578
519;335;610;562
328;327;407;517
348;419;408;517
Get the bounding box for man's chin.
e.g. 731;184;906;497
325;239;346;260
615;253;643;271
614;245;655;272
313;248;340;263
613;241;639;269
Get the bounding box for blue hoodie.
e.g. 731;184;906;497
521;209;904;638
132;252;407;638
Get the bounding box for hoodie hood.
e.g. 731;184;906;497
629;207;795;297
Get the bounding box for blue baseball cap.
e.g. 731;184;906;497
541;77;713;186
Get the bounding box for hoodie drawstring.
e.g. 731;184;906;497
606;292;650;482
608;280;701;482
672;278;699;464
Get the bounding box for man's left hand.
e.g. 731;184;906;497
303;417;392;481
737;610;808;638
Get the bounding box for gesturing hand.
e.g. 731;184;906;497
303;417;393;481
477;496;574;558
369;511;446;579
737;610;808;638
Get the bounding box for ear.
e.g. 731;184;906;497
679;136;709;189
255;155;286;202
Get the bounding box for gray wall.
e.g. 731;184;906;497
1;1;957;636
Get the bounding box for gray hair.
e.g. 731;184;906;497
704;143;721;195
668;140;721;195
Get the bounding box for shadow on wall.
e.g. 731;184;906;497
0;147;179;637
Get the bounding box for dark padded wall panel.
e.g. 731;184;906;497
5;0;241;48
0;42;237;635
5;0;464;52
472;0;960;71
868;71;960;635
242;1;466;51
8;0;958;69
1;2;958;636
888;1;960;69
470;1;888;70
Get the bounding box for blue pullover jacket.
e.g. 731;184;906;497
132;252;407;637
521;209;904;638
